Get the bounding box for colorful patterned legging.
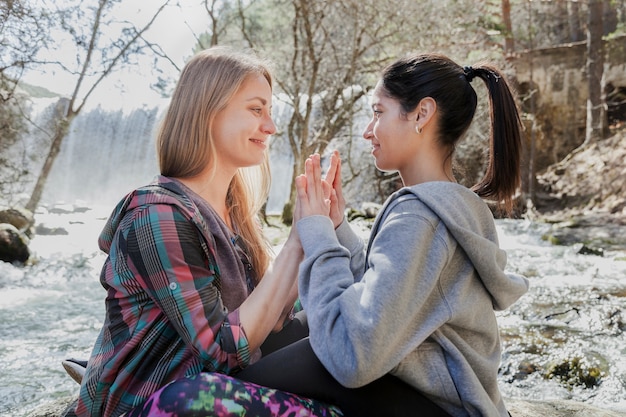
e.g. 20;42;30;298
122;311;451;417
124;372;342;417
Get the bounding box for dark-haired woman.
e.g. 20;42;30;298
284;54;530;416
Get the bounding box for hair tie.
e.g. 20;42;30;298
463;66;476;83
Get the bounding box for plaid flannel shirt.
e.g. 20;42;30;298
76;177;251;417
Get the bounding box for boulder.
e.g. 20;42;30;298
26;397;76;417
35;223;69;236
0;206;35;237
0;223;30;264
506;397;624;417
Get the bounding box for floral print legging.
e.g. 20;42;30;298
124;372;343;417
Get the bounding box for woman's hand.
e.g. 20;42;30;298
324;150;346;229
295;153;331;219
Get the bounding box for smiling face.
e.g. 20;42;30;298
362;81;417;174
211;73;276;173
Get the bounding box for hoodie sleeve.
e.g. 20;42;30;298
334;218;367;282
297;204;453;388
124;204;251;373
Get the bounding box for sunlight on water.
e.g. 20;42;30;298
1;214;626;415
0;206;109;417
495;219;626;413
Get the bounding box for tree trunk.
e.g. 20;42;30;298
25;98;72;212
501;0;514;54
585;0;608;146
281;153;305;226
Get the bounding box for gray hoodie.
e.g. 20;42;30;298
297;181;529;417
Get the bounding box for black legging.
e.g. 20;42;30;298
237;311;451;417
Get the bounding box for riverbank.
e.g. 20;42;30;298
9;128;626;417
532;129;626;252
536;129;626;225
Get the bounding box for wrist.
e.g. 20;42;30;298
281;234;303;254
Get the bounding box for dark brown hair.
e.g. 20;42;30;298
380;53;522;214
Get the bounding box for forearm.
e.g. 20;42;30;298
268;276;299;332
239;239;302;350
335;218;366;281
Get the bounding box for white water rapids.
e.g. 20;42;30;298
2;97;626;416
1;208;625;416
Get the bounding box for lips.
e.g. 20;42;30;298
250;138;266;147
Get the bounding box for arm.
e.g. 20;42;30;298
126;202;303;369
297;210;452;387
272;272;300;332
334;218;366;281
239;228;303;341
295;157;452;387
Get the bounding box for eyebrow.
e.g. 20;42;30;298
247;97;269;105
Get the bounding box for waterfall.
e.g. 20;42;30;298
41;103;163;209
24;89;375;215
24;91;376;213
29;98;295;214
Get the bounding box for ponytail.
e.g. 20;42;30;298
468;65;522;214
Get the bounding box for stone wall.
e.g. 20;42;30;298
509;34;626;189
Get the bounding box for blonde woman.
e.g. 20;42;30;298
74;47;330;417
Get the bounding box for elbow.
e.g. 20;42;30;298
319;351;375;388
330;364;376;388
335;373;367;389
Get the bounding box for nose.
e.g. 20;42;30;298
362;120;374;140
262;115;276;135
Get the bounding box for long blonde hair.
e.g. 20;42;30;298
157;46;272;280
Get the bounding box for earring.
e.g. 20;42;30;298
415;124;422;134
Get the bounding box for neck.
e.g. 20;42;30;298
400;142;455;187
175;167;235;228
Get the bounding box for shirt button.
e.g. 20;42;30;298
169;282;178;290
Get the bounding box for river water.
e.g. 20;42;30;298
1;207;626;416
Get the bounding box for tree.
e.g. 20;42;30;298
0;0;51;100
0;93;30;205
24;0;171;212
584;0;609;146
195;0;258;49
502;0;515;54
239;0;488;221
1;0;54;205
192;0;510;215
268;0;381;222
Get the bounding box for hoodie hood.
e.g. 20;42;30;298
397;182;529;310
98;176;203;255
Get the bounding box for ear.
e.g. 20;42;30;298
415;97;436;131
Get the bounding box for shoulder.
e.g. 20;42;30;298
399;182;493;226
135;178;194;210
118;177;202;224
109;181;203;239
382;188;441;227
